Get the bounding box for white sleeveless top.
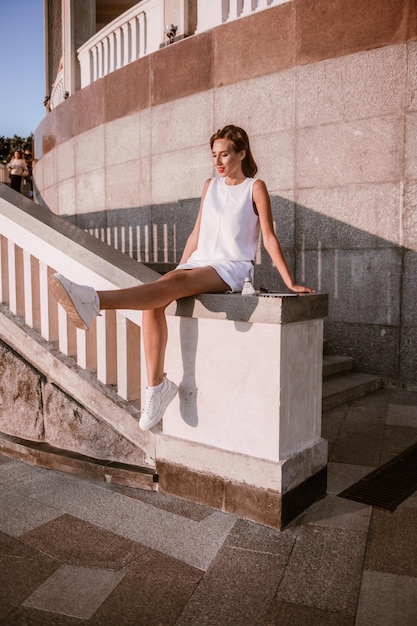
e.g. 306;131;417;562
176;177;260;292
188;177;259;263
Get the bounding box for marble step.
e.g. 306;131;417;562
322;371;383;412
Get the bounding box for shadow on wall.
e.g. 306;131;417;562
62;194;415;390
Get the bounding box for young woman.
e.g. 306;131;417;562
50;125;313;431
7;150;28;193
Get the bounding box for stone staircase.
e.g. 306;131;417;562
322;354;383;411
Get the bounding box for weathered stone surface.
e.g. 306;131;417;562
43;383;145;464
0;342;145;466
0;344;44;440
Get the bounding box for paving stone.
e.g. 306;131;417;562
22;565;126;619
0;553;59;620
294;494;372;533
2;606;83;625
264;599;355;625
104;482;214;521
88;549;203;626
276;526;366;615
326;462;374;495
175;544;286;626
355;570;417;626
223;517;297;556
364;508;417;577
329;431;383;466
0;492;62;536
21;514;149;569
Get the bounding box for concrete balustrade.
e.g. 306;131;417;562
0;185;328;528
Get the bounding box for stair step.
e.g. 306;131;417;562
322;372;383;412
323;355;354;378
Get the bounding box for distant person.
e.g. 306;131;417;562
7;150;28;193
23;149;33;198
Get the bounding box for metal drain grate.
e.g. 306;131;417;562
338;442;417;512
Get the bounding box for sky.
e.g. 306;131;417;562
0;0;45;138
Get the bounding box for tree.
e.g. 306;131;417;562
0;134;33;162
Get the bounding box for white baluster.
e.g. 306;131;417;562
130;17;138;61
122;22;130;65
0;235;9;305
8;242;24;316
97;42;103;79
138;12;146;56
96;311;117;385
91;46;98;82
108;32;115;73
115;27;123;69
116;313;140;401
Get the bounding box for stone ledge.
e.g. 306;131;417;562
0;431;157;490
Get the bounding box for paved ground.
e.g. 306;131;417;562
1;387;417;625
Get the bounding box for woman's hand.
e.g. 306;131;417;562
288;283;315;294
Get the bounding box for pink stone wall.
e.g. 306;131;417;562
33;0;417;388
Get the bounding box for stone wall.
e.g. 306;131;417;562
33;0;417;388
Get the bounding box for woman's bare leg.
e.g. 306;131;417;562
106;267;229;387
97;267;229;311
142;306;168;386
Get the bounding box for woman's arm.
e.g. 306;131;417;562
178;178;211;264
253;179;313;293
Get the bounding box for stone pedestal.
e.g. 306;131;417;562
155;292;329;529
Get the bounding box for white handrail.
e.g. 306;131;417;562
76;0;290;90
50;68;65;110
78;0;164;88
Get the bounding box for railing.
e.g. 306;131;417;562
78;0;164;89
50;68;64;110
0;188;158;402
76;0;291;92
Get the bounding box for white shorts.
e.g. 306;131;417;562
175;260;254;293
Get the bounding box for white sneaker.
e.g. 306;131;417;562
49;273;101;331
139;376;178;431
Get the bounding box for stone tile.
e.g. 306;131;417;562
350;388;391;407
399;490;417;509
264;600;354;626
277;526;366;614
175;545;286;626
22;565;125;619
14;470;125;529
88;549;203;626
293;494;372;533
0;492;62;537
386;403;417;427
0;553;59;620
356;570;417;626
321;405;349;443
4;606;83;625
382;425;417;457
108;495;236;570
296;46;405;127
329;431;382;466
21;514;148;569
297;0;408;65
214;2;295;85
0;530;42;558
341;406;386;437
223;518;297;556
364;508;417;577
106;483;214;522
152;31;213;105
297;117;404;188
326;462;374;495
